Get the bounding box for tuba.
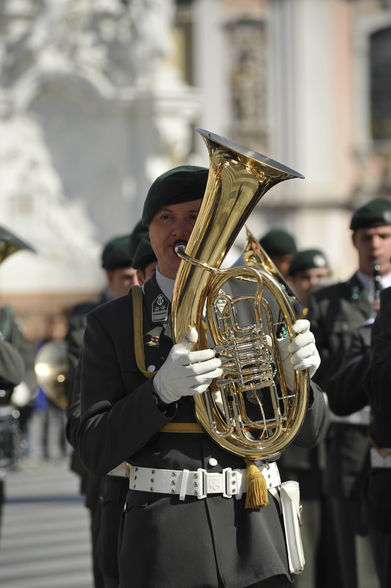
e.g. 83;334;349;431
171;128;309;462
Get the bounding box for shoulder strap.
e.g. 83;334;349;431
131;286;157;379
132;285;205;434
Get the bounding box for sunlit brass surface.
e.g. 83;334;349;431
0;225;35;263
34;341;68;409
171;128;308;460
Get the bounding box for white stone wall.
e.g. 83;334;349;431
0;0;200;297
1;0;390;303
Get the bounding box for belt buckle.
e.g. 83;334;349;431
195;467;237;499
223;467;236;498
196;468;207;499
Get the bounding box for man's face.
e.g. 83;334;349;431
352;225;391;276
106;266;139;298
148;199;201;278
291;267;331;305
271;253;294;279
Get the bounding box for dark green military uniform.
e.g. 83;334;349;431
66;233;136;588
0;305;36;537
78;272;327;588
308;274;373;587
307;197;391;588
66;291;126;588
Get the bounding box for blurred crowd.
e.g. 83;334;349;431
1;195;391;588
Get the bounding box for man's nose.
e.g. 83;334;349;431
172;218;192;237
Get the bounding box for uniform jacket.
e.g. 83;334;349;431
79;273;327;588
365;286;391;531
307;273;373;499
0;305;35;403
65;289;128;581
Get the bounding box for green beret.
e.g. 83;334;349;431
259;229;297;256
288;248;329;276
129;220;148;258
101;234;133;270
142;165;208;225
350;198;391;231
133;236;157;271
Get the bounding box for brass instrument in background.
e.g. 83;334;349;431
34;341;68;409
172;128;308;460
372;257;382;313
0;225;36;263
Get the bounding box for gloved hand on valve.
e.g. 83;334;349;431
277;319;321;390
153;327;223;405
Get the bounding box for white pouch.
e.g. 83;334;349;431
279;480;305;574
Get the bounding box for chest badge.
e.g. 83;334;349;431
145;326;162;348
151;294;169;323
146;335;160;347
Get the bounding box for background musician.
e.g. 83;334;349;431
307;197;391;588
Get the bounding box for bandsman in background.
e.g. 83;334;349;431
132;234;157;284
259;228;298;280
77;164;327;588
0;227;36;542
287;248;331;312
66;232;139;588
275;248;331;588
307;197;391;588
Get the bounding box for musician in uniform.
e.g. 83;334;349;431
132;234;157;284
66;233;139;588
78;164;327;588
0;228;37;540
259;229;298;280
364;285;391;588
307;197;391;588
287;248;331;310
278;246;331;588
0;309;28;540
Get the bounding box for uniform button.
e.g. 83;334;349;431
208;457;218;467
147;365;156;372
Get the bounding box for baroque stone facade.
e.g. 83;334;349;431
0;0;200;333
2;0;391;336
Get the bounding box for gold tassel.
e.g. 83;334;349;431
244;459;269;509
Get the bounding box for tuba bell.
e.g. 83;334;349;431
171;128;309;461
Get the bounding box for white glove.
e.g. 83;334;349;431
278;319;321;389
153;327;223;405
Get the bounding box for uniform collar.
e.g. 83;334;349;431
356;270;391;302
155;267;175;301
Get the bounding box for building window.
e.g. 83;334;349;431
225;17;267;146
370;26;391;144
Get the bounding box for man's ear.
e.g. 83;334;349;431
105;269;114;287
351;232;357;250
137;269;144;285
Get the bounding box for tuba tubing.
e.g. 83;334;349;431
171;128;308;460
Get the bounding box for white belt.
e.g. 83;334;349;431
330;407;370;426
128;461;280;501
370;447;391;468
108;463;130;478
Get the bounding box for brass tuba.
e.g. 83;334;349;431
171;128;309;461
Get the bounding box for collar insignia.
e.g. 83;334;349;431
151;294;169;323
